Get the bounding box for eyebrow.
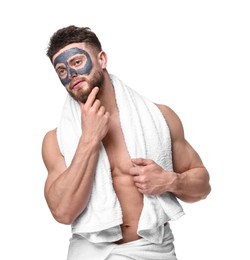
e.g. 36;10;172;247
55;63;66;70
68;54;86;63
53;47;89;66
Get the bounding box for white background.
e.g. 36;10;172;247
0;0;249;259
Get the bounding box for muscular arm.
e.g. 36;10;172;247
42;87;109;224
129;104;211;203
158;104;211;202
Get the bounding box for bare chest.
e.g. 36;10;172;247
103;118;132;176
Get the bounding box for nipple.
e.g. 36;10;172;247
124;224;130;228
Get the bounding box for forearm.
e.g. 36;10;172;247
169;167;211;203
46;138;100;224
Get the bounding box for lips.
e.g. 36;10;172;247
71;79;84;90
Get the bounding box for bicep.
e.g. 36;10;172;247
172;139;204;174
42;129;67;193
157;104;204;173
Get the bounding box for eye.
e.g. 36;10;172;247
56;67;67;78
70;54;87;68
74;58;83;67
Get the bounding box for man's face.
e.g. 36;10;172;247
53;47;93;86
52;43;105;103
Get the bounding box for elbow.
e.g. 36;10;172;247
53;212;74;225
202;182;212;200
200;172;212;200
189;182;212;203
193;170;212;202
180;182;212;204
174;169;211;203
52;208;78;225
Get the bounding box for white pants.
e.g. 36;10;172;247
67;224;177;260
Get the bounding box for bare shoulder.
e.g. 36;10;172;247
42;128;57;150
156;103;175;118
42;128;64;171
155;103;184;140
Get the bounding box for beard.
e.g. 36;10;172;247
68;70;105;103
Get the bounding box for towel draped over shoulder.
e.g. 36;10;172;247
57;74;184;244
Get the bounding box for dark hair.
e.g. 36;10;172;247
46;25;102;61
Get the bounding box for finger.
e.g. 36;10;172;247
92;99;101;111
132;176;141;183
131;158;153;166
84;87;99;108
129;165;140;176
134;182;142;189
134;183;147;194
98;105;105;115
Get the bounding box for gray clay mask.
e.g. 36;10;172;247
53;47;93;86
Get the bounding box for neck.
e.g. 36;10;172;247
98;73;118;115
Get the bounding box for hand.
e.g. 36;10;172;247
79;87;110;144
129;158;174;195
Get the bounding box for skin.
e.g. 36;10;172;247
53;47;93;86
42;42;211;244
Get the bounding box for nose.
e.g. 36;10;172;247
67;67;78;80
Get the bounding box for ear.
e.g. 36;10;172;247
98;51;108;68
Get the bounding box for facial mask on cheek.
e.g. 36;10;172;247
53;47;93;86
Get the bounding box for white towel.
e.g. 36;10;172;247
67;223;176;260
57;74;184;244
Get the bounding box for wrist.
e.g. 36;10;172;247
79;135;102;149
167;171;185;195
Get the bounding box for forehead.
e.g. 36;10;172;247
52;42;90;64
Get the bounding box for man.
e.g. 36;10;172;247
42;25;211;260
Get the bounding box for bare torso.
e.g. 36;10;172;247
103;113;143;244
